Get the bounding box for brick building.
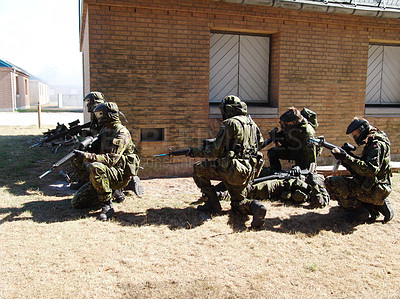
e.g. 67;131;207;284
79;0;400;178
0;59;30;111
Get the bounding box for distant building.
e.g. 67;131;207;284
0;59;30;111
29;75;50;106
49;85;83;108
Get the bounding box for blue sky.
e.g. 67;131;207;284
0;0;82;86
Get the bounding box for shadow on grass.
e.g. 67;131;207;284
262;206;360;235
114;206;207;230
0;134;74;197
0;198;89;225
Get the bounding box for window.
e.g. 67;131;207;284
141;128;164;142
24;79;28;95
209;32;270;105
366;45;400;106
15;76;19;95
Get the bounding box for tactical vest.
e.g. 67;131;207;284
230;115;261;159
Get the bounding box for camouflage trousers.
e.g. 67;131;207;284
325;175;391;208
71;162;130;209
193;160;253;214
71;156;89;183
248;180;286;201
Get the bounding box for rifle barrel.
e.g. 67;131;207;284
39;169;52;179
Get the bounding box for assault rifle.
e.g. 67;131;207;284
260;127;283;150
31;119;91;148
308;136;356;172
251;163;316;185
153;148;190;158
39;134;100;179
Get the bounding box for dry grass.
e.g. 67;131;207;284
0;126;400;298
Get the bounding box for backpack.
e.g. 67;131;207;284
301;108;318;129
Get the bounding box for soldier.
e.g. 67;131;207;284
248;166;330;209
83;91;106;134
71;102;140;221
325;117;393;223
266;107;318;173
188;95;266;228
70;91;105;190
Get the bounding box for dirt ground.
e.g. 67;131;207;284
0;126;399;298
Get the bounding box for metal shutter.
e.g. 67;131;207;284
210;33;270;104
366;45;400;105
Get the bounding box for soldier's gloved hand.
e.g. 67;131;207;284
289;166;301;176
332;147;347;160
187;147;194;157
73;149;88;159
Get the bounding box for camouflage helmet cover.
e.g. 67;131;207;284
220;95;247;119
93;102;120;125
84;91;105;112
280;107;303;123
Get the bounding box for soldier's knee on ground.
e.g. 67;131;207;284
250;200;267;228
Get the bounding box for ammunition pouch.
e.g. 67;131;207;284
124;153;140;177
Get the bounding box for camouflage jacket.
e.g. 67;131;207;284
343;129;391;191
83;121;138;174
191;114;264;185
280;119;317;164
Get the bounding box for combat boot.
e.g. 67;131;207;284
69;180;86;191
376;199;394;223
197;190;222;213
362;203;380;223
98;200;114;221
113;189;125;203
250;200;266;228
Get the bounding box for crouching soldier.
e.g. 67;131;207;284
71;102;140;221
325;117;393;223
189;95;266;228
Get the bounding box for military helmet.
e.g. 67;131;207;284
93;102;120;126
220;95;247;119
280;107;302;123
346;117;370;145
83;91;105;112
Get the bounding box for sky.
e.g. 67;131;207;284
0;0;82;87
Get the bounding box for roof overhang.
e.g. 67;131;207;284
213;0;400;18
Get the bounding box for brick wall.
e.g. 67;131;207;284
81;0;400;177
0;69;13;111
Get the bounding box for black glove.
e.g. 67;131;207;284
289;166;301;176
331;147;347;160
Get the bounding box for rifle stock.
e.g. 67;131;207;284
308;137;356;173
308;137;356;153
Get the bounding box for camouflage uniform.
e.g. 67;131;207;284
325;120;393;223
71;92;105;186
267;108;317;172
190;95;266;227
248;171;330;208
72;102;140;220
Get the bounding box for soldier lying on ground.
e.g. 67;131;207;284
214;165;330;209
